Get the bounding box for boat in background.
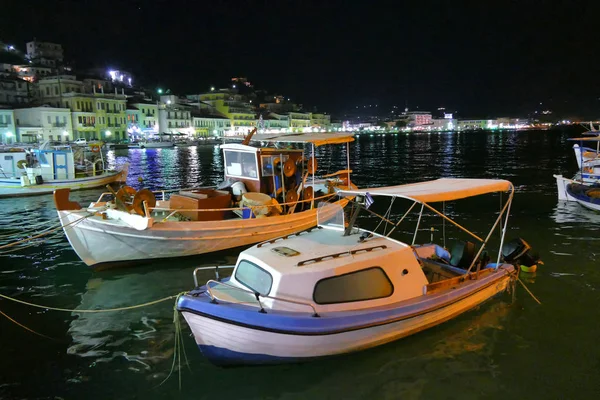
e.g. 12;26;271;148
54;132;356;267
554;136;600;201
0;141;128;198
565;182;600;212
177;178;518;366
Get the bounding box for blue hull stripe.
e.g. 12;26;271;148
178;267;511;336
199;345;307;366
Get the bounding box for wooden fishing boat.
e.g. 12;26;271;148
0;141;127;198
177;178;518;366
54;133;356;267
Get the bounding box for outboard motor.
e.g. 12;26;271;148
501;238;542;272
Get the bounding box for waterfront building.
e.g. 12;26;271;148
158;95;193;136
0;77;30;105
263;114;290;132
404;111;432;127
126;101;159;139
330;121;343;131
63;94;96;140
25;40;64;68
431;118;456;131
192;112;231;137
457;119;495;130
94;91;128;141
199;90;255;134
0;108;16;144
36;75;85;107
288;111;311;132
14;105;72;143
311;113;331;130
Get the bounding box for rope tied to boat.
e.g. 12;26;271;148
0;212;94;251
0;292;180;313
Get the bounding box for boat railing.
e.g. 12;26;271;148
205;279;320;317
193;265;235;286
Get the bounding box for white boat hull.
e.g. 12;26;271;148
0;167;127;198
180;274;510;364
58;199;348;267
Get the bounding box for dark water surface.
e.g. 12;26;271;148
1;130;599;399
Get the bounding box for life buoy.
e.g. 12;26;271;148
90;144;100;153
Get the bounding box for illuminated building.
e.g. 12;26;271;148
14;105;73;142
192;112;231;137
158;95;193;136
263;113;290;132
199;90;255;134
0;108;16;144
127;101;159;139
36;75;85;106
287;111;311;132
25;40;64;68
311;113;331;129
107;69;133;87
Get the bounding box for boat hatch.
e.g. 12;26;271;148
271;246;300;257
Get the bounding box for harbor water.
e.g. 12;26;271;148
1;130;599;399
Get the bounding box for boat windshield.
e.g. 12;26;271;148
223;149;259;180
317;202;345;230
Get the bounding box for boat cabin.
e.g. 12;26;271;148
221;143;310;196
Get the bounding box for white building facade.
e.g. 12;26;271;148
0;108;16;144
14;106;73;143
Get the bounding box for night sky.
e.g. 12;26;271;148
3;0;600;117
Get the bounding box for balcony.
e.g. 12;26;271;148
0;123;9;128
52;122;67;127
81;123;95;128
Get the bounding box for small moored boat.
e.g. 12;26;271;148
0;141;128;198
54;132;356;267
177;178;518;365
565;182;600;212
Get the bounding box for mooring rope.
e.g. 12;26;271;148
0;292;180;313
0;213;92;250
0;309;58;341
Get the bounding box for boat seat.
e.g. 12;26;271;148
450;241;476;269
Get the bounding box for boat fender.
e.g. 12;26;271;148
231;181;247;196
91;144;101;153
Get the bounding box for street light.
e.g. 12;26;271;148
210;86;215;91
62;130;69;136
105;130;111;136
157;88;163;94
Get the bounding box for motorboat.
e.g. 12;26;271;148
0;141;128;198
177;178;518;366
554;136;600;201
53;132;356;267
565;182;600;212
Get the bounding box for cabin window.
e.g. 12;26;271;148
223;150;259;180
313;267;393;305
235;260;273;296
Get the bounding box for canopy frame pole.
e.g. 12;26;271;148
495;189;514;268
311;143;315;209
346;141;351;188
385;201;418;238
464;186;514;275
442;201;446;248
411;203;425;245
421;202;484;242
